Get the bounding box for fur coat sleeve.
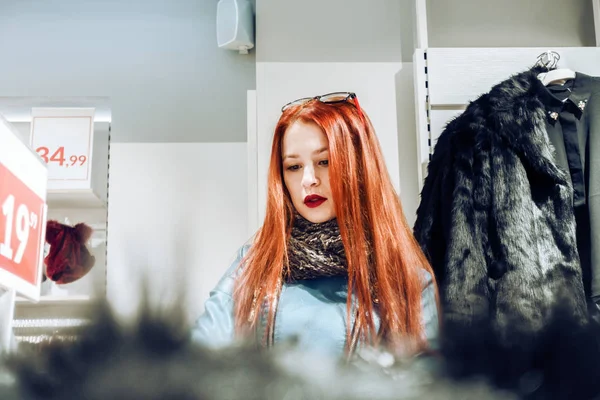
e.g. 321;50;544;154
413;105;493;327
413;67;589;346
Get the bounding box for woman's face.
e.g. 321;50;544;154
281;121;336;224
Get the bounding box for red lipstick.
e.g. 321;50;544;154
304;194;327;208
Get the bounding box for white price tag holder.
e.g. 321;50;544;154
30;108;95;190
0;114;48;353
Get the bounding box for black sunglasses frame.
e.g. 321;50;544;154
281;92;357;112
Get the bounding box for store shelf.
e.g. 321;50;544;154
47;189;106;209
15;294;92;305
13;317;89;329
14;294;100;320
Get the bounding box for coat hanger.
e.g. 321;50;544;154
535;50;576;86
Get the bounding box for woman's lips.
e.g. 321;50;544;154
304;194;327;208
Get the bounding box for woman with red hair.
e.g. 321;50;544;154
192;92;439;359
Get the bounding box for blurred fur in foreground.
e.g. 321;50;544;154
3;298;600;400
3;298;511;400
441;299;600;400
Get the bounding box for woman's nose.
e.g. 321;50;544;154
302;167;319;187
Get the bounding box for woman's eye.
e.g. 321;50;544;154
286;165;300;171
319;160;329;166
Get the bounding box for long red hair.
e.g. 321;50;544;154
233;98;437;355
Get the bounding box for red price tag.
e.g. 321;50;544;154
0;162;45;285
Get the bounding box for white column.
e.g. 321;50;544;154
413;0;429;49
594;0;600;46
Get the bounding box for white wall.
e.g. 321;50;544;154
254;0;421;226
254;62;404;229
265;0;597;64
106;143;248;321
395;66;421;226
427;0;596;47
256;0;404;62
0;0;255;143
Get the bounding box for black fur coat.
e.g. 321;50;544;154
413;66;590;348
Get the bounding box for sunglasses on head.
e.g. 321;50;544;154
281;91;363;117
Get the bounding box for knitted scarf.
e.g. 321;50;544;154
253;214;348;347
285;214;347;281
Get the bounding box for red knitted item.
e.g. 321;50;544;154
44;220;96;284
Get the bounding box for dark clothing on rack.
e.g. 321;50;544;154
541;76;593;297
414;67;600;352
542;79;589;207
582;73;600;304
544;72;600;303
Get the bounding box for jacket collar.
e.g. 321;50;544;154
538;75;591;124
483;66;572;184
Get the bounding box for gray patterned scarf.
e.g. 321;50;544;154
285;214;347;282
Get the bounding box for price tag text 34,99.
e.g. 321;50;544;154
36;146;87;168
30;114;93;183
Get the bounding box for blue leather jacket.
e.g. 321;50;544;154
191;245;439;358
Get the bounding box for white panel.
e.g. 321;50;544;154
106;143;248;322
256;62;403;226
427;48;600;105
413;49;429;186
430;108;466;146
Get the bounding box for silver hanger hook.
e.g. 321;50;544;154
535;50;560;69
